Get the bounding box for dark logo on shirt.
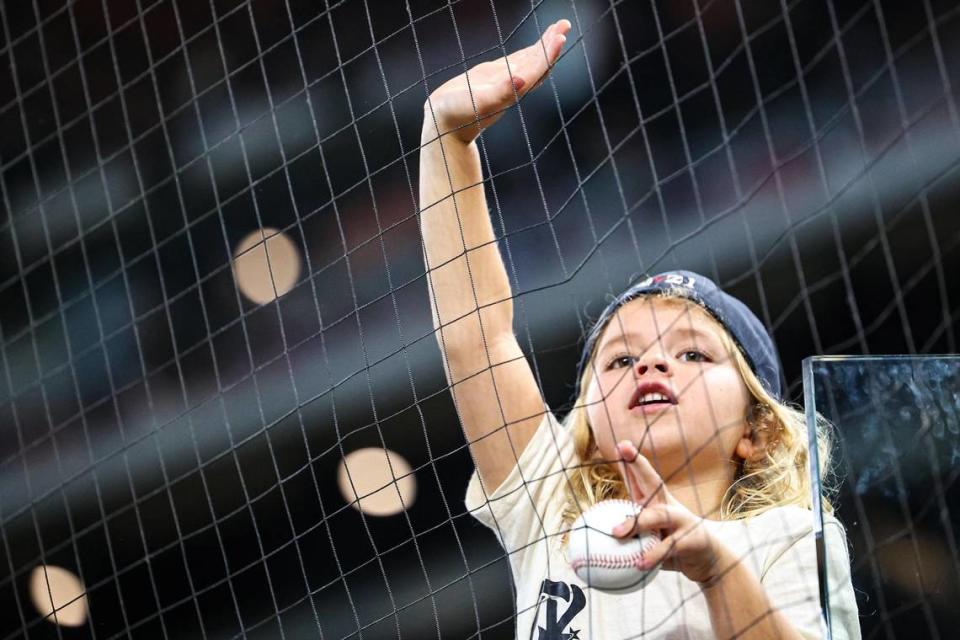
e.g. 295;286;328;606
534;579;585;640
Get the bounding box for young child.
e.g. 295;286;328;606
419;20;859;639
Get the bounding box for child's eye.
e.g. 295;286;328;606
678;350;710;363
607;355;635;370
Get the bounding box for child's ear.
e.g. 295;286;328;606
735;427;761;462
736;406;773;462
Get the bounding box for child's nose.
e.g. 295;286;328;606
636;356;670;376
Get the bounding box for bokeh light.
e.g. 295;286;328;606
233;228;301;304
338;448;417;516
29;565;88;627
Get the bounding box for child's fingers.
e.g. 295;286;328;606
618;457;647;506
425;20;569;141
621;460;652;507
505;19;570;95
553;19;572;39
543;33;565;66
612;513;641;538
634;532;676;571
632;515;701;570
542;19;570;63
617;440;668;505
611;503;684;538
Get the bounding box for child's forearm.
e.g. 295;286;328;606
701;546;807;640
418;116;515;360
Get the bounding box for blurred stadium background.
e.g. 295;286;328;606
1;0;958;638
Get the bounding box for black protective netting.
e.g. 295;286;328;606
1;0;959;638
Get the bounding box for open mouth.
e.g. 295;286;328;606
628;383;678;411
634;393;673;407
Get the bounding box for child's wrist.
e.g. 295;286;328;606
696;544;738;591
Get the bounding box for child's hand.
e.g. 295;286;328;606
611;440;735;586
423;19;571;144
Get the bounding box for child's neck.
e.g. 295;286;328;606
665;465;737;520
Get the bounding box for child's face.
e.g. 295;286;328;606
584;297;753;484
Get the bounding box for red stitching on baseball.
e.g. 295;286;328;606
569;535;658;571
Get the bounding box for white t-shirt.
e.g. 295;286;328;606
465;409;861;640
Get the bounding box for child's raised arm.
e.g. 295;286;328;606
418;20;570;491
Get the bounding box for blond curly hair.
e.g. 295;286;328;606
559;293;835;531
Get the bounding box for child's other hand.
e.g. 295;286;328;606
423;19;571;144
611;440;735;587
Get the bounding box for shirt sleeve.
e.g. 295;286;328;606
760;511;861;640
820;518;861;640
464;409;577;555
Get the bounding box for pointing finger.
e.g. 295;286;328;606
617;440;668;505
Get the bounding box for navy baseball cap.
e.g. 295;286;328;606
575;270;782;399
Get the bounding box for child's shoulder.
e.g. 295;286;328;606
750;503;812;520
743;504;849;540
743;504;815;535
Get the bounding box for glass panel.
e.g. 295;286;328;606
803;355;960;639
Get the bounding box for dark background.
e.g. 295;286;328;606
807;356;960;640
1;0;959;638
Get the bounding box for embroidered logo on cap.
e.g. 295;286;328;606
637;273;697;290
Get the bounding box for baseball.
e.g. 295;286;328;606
565;499;661;593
